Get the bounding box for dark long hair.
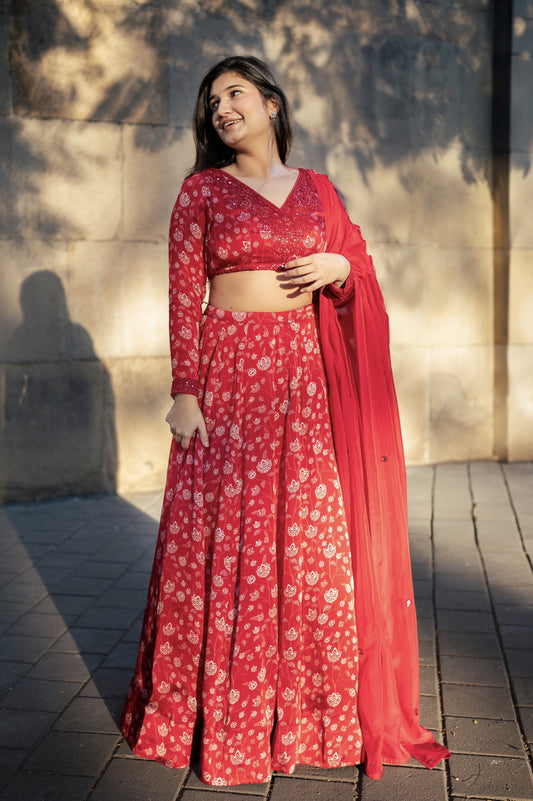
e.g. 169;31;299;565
187;56;292;177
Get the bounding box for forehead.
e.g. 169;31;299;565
209;71;256;98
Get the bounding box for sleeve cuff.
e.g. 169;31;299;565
323;268;355;306
171;377;201;397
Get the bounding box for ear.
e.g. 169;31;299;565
267;97;279;117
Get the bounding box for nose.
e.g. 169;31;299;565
215;95;231;118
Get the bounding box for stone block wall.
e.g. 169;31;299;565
508;0;533;460
0;0;530;500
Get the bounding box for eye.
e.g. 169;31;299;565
230;89;241;98
210;99;219;112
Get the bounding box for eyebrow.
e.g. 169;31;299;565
208;83;245;103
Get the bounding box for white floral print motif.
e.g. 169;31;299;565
122;306;363;786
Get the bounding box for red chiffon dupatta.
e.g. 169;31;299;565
309;171;450;779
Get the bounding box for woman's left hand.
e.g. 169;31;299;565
278;253;350;294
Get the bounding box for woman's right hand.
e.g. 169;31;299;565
165;394;209;449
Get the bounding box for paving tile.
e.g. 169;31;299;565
26;652;102;682
505;649;533;679
444;715;525;757
1;634;55;663
75;605;139;630
413;579;433;600
411;562;432;582
436;609;495;633
441;684;516;720
414;598;433;618
93;587;147;609
434;572;487;593
359;764;447;800
418;639;436;665
37;552;87;570
439;631;503;659
270;776;355;800
54;696;123;734
1;678;83;712
80;667;133;698
290;762;359;781
5;612;73;638
33;593;94;615
419;665;438;695
448;754;533;800
180;791;268;801
122;619;143;643
0;747;29;788
485;564;533;586
24;731;120;776
435;589;491;611
52;576;114;596
417;617;435;641
115;570;151;591
91;756;187;801
520;706;533;744
0;708;56;748
495;605;533;626
0;659;30;696
187;762;270;794
73;561;128;579
514;678;533;706
439;655;508;686
0;583;47;604
102;641;141;669
419;694;441;731
490;585;533;607
500;625;533;650
0;773;94;801
51;626;124;654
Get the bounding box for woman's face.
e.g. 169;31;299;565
209;71;277;150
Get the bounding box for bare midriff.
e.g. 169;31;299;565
208;270;312;312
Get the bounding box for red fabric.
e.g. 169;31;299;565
121;305;365;784
309;171;450;777
167;168;325;397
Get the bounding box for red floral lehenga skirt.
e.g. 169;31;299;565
121;304;363;785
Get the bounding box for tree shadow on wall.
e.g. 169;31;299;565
10;0;526;178
1;271;117;502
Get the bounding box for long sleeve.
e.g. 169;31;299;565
168;175;209;397
318;175;377;308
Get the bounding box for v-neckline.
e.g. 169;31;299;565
214;168;302;211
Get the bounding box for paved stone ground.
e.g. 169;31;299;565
0;461;532;801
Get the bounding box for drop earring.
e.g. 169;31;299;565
269;111;277;121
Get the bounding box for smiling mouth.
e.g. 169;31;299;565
222;119;242;130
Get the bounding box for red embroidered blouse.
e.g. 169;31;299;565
168;168;354;397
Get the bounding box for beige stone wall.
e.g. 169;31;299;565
0;0;528;501
508;0;533;460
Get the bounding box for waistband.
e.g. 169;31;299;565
204;303;315;325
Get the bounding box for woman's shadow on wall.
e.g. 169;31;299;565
1;270;117;501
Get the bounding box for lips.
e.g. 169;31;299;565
221;118;242;131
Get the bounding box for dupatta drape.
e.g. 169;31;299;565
310;170;450;779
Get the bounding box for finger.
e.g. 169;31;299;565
179;433;190;449
284;257;308;269
279;274;317;289
301;278;330;293
198;419;209;448
281;261;314;275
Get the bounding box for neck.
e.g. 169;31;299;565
232;137;285;178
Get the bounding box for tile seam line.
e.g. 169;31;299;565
431;463;453;800
467;462;533;775
499;463;533;576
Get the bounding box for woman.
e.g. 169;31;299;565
121;55;450;786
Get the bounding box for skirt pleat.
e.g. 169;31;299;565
121;304;363;786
